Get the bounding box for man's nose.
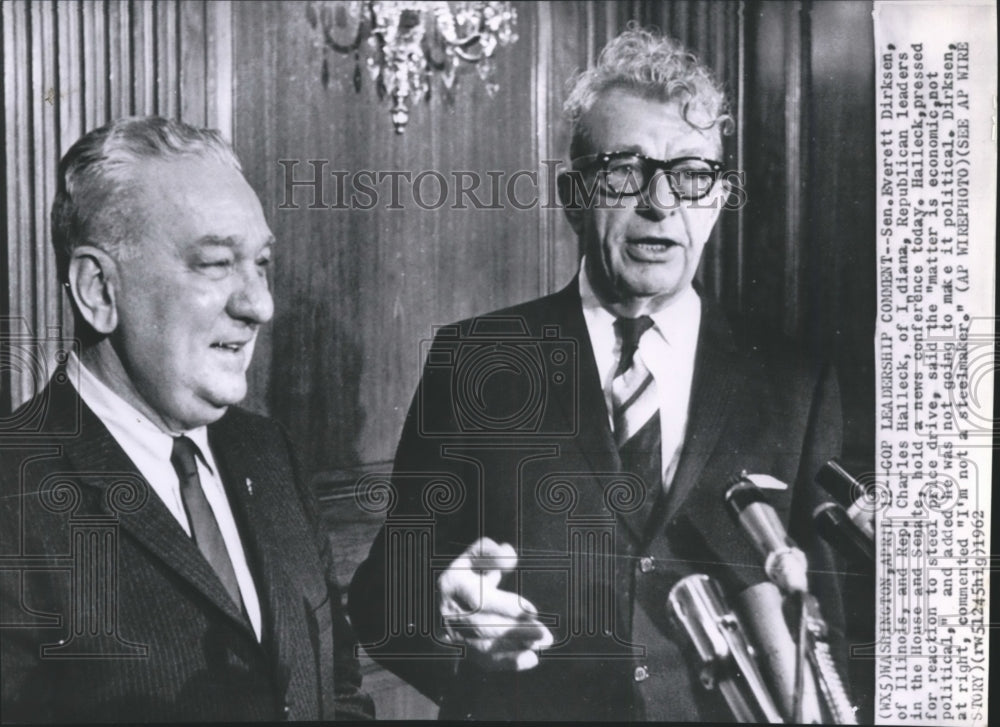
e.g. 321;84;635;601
635;172;678;221
228;264;274;324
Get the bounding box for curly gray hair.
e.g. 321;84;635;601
563;26;733;160
51;116;241;283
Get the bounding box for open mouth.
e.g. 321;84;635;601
210;341;248;352
626;238;681;259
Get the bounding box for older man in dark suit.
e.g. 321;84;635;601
349;28;847;721
0;117;373;721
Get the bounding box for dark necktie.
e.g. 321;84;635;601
170;435;244;609
613;316;663;499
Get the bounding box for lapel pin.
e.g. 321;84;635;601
245;478;254;495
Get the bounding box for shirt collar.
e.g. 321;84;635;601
66;351;214;472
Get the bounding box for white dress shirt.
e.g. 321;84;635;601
579;261;701;488
66;352;263;640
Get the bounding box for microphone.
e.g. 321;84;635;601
736;582;823;723
815;460;875;541
725;475;859;724
724;478;809;594
668;574;785;723
812;501;876;564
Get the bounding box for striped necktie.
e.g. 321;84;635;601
612;316;662;495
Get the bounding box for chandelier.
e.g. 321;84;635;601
307;1;519;134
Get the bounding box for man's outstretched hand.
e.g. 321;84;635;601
437;537;554;671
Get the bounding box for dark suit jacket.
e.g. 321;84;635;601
349;280;846;721
0;371;374;722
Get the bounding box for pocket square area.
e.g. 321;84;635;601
744;474;789;491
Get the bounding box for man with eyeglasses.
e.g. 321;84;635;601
350;27;846;721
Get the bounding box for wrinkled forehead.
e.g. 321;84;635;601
578;87;723;158
129;155;248;196
123;156;272;247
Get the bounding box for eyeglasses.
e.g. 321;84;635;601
574;151;724;201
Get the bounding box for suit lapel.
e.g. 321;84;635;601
645;303;770;582
207;419;288;693
207;414;327;702
662;302;743;523
47;376;254;635
540;281;620;476
536;283;673;543
207;420;287;640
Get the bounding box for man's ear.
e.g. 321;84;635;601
67;246;119;335
557;171;585;236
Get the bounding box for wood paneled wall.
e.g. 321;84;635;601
1;0;232;412
234;1;571;477
2;0;876;719
232;0;749;479
742;0;876;466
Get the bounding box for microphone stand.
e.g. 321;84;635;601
794;594;808;723
794;593;858;724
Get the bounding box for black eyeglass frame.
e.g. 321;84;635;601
573;151;725;201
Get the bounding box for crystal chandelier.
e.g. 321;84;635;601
308;1;519;134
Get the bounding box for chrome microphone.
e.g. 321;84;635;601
815;460;875;541
812;501;876;564
668;574;784;724
724;478;809;594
